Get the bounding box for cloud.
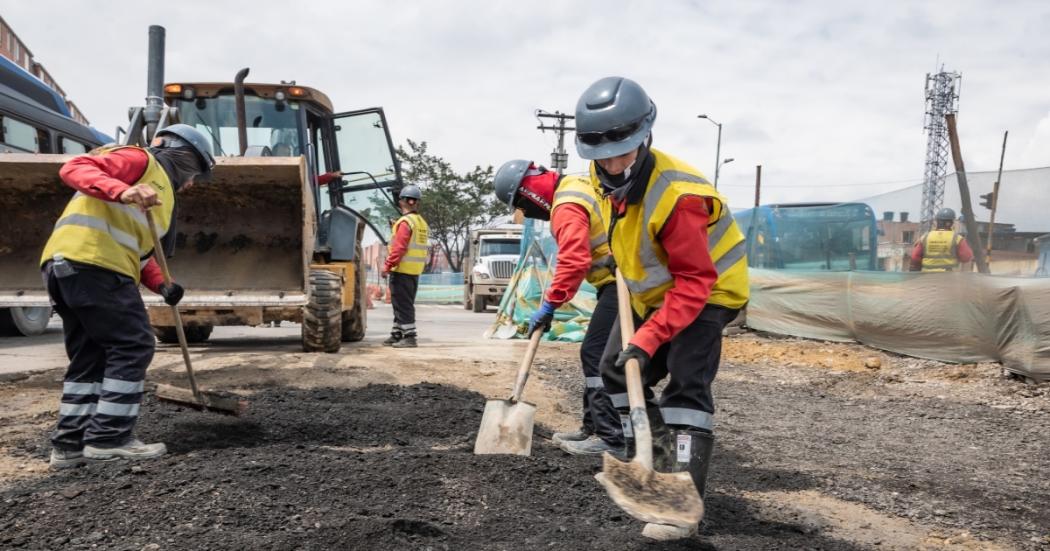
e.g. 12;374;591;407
3;0;1048;213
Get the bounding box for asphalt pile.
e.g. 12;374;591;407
0;383;860;550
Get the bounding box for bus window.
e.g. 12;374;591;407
60;137;88;154
1;116;47;152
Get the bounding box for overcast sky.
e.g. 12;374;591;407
6;1;1049;209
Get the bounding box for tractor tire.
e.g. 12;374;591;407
303;269;342;353
0;307;52;336
342;250;367;342
472;294;486;313
153;324;213;344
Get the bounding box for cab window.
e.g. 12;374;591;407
1;115;49;152
60;137;89;154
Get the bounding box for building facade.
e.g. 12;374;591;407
0;15;88;124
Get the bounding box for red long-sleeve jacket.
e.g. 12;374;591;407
383;222;413;273
57;149;167;293
611;194;719;356
545;203;593;307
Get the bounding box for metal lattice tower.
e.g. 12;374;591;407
920;69;961;233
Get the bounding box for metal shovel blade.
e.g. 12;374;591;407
473;398;536;456
596;452;704;528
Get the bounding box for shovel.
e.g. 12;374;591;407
473;329;542;455
145;210;246;416
595;269;703;528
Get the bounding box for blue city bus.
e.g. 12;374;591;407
0;55;111;336
735;202;878;271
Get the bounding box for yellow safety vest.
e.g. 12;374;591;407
552;175;615;289
921;229;962;272
594;149;749;318
41;146;174;282
391;212;429;275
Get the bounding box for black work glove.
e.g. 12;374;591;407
615;344;650;372
160;283;184;306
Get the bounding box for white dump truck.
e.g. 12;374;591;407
463;227;522;313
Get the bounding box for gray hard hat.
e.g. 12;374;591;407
935;207;956;222
575;76;656;160
494;159;532;207
155;123;216;175
399;184;422;201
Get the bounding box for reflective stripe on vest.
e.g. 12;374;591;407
552;176;615;288
392;212;430;275
921;230;960;272
41;146;174;282
596;149;749;317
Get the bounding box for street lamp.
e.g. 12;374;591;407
697;114;724;188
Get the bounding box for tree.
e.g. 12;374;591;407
392;139;505;273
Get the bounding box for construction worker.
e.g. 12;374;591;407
576;77;749;540
41;124;215;468
382;184;429;348
493;159;624;457
910;207;974;272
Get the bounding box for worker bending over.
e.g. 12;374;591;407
382;185;429;348
493;159;624;457
576;77;749;540
42;124;214;468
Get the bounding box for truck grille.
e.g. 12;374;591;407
489;260;515;279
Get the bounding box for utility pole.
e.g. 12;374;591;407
986;131;1008;259
754;165;762;207
944;113;990;274
536;110;575;172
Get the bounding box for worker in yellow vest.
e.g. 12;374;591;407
576;77;749;540
382;185;429;348
493;159;624;458
41;124;215;469
910;208;974;272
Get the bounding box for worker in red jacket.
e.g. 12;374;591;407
493;160;624;458
576;77;749;540
382;185;429;348
40;124;215;469
910;208;974;272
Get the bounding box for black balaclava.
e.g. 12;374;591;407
148;141;206;257
597;135;655;205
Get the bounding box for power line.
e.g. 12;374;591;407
535;110;574;171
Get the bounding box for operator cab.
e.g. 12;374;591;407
163;82;401;251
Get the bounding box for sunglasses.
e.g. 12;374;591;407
577;120;643;146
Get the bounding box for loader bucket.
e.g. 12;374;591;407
0;154;312;313
0;154;72;307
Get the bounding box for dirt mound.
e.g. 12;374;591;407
0;383;860;550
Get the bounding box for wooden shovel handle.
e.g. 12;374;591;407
510;329;543;402
145;210;201;402
615;269;652;468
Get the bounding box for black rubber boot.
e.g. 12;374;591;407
383;332;402;346
641;428;714;541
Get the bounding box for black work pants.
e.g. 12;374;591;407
389;272;419;337
600;303;739;432
579;283;624;446
45;262;156;450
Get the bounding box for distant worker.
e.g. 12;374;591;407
493;159;625;458
576;77;749;540
910;208;974;272
382;184;429;348
41;124;215;468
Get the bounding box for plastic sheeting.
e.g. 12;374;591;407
747;268;1050;381
488;220;597;342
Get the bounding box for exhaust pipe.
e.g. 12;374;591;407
234;68;250;156
144;25;166;142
